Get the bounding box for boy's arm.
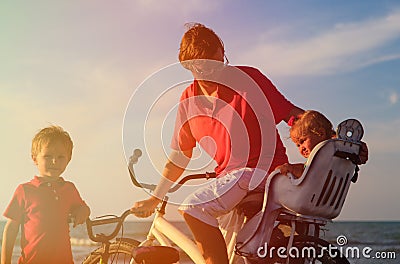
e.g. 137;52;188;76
1;219;20;264
68;182;91;227
71;204;90;227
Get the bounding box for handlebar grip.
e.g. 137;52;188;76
129;149;142;164
128;149;147;188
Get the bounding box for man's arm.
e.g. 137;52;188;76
1;219;20;264
284;106;304;123
152;149;193;201
131;149;192;218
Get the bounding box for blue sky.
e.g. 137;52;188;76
1;0;399;221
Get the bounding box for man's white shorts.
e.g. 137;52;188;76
178;168;267;227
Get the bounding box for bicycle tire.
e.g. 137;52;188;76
82;239;140;264
246;235;349;264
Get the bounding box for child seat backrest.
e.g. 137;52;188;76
276;119;363;219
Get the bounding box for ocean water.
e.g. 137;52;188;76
0;221;399;263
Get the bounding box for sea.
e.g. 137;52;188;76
0;221;399;263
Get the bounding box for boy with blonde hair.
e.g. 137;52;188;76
1;125;90;264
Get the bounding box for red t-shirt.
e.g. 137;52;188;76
3;176;89;264
171;66;295;175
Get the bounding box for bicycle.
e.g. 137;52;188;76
83;147;352;264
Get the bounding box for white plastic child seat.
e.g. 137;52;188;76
270;138;360;219
235;119;364;258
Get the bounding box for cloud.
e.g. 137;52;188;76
389;91;398;105
240;10;400;76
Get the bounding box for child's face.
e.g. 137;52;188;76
293;133;325;158
32;141;71;178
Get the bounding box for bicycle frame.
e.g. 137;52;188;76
139;209;206;264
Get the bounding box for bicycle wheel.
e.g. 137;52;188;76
82;239;140;264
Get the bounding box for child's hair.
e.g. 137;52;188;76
31;125;73;158
179;23;225;69
289;110;336;142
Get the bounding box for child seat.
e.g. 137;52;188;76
235;119;364;259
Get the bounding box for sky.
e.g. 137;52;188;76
1;0;399;222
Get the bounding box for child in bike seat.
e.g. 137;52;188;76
1;125;91;264
276;110;368;178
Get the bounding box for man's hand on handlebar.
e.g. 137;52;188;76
130;196;161;218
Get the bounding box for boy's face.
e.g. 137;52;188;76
32;141;71;178
293;133;325;158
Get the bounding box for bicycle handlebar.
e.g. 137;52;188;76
86;209;132;243
127;149;217;193
86;149;216;243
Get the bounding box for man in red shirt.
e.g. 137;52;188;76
2;126;90;264
131;23;303;264
171;65;295;176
